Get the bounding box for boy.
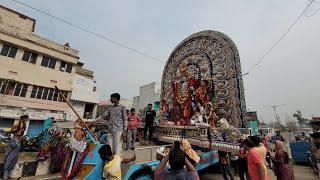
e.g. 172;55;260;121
127;108;141;150
98;144;135;180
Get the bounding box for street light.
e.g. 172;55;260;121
263;104;286;129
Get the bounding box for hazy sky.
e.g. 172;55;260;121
2;0;319;124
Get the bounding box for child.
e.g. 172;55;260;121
127;108;141;150
98;144;134;180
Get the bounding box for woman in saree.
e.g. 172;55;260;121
272;140;293;180
3;135;22;180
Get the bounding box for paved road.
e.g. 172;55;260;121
199;163;319;180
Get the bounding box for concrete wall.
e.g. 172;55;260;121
120;99;133;109
138;82;160;110
65;100;85;121
0;5;35;33
132;96;139;111
71;74;98;103
0;54;74;91
0;152;51;178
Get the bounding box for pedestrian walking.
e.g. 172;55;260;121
144;103;156;141
262;137;272;168
95;93;127;155
244;138;268;180
271;140;294;180
3;135;22;180
219;150;234;180
238;137;249;180
230;153;239;176
127;108;141;150
250;136;267;162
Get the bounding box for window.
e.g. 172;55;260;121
20;84;28;97
30;86;37;98
5;81;15;95
60;62;66;72
30;85;69;102
13;83;28;97
0;80;27;97
0;80;7;94
60;62;73;73
41;57;49;66
36;87;43;99
22;51;38;64
47;89;54;100
66;64;73;73
41;56;56;69
1;44;18;58
53;90;59;101
13;83;22;96
42;88;49;100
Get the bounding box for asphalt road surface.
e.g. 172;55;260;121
199;163;319;180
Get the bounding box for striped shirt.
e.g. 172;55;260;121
103;155;122;180
96;104;127;132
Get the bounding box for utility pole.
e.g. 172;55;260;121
264;104;286;130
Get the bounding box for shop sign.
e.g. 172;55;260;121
0;108;65;120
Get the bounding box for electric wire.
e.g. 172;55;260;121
9;0;164;64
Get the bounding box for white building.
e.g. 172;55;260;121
0;6;79;136
66;62;99;121
133;82;160;111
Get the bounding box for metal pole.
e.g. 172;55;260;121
54;86;95;138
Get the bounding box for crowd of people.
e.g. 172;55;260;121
218;131;295;180
1;92;297;180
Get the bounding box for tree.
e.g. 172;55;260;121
285;116;298;131
293;110;309;127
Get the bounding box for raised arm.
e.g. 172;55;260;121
95;108;109;122
185;158;197;172
156;155;169;172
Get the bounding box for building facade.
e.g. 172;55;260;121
66;62;99;121
133;82;160;112
0;6;79;136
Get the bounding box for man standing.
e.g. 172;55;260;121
95;93;127;155
144;103;156;141
127;108;141;150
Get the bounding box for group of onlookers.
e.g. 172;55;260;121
95;93;156;154
219;130;295;180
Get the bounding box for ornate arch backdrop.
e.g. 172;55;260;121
161;30;247;127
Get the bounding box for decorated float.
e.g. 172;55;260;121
154;30;247;152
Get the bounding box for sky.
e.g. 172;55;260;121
1;0;320;124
